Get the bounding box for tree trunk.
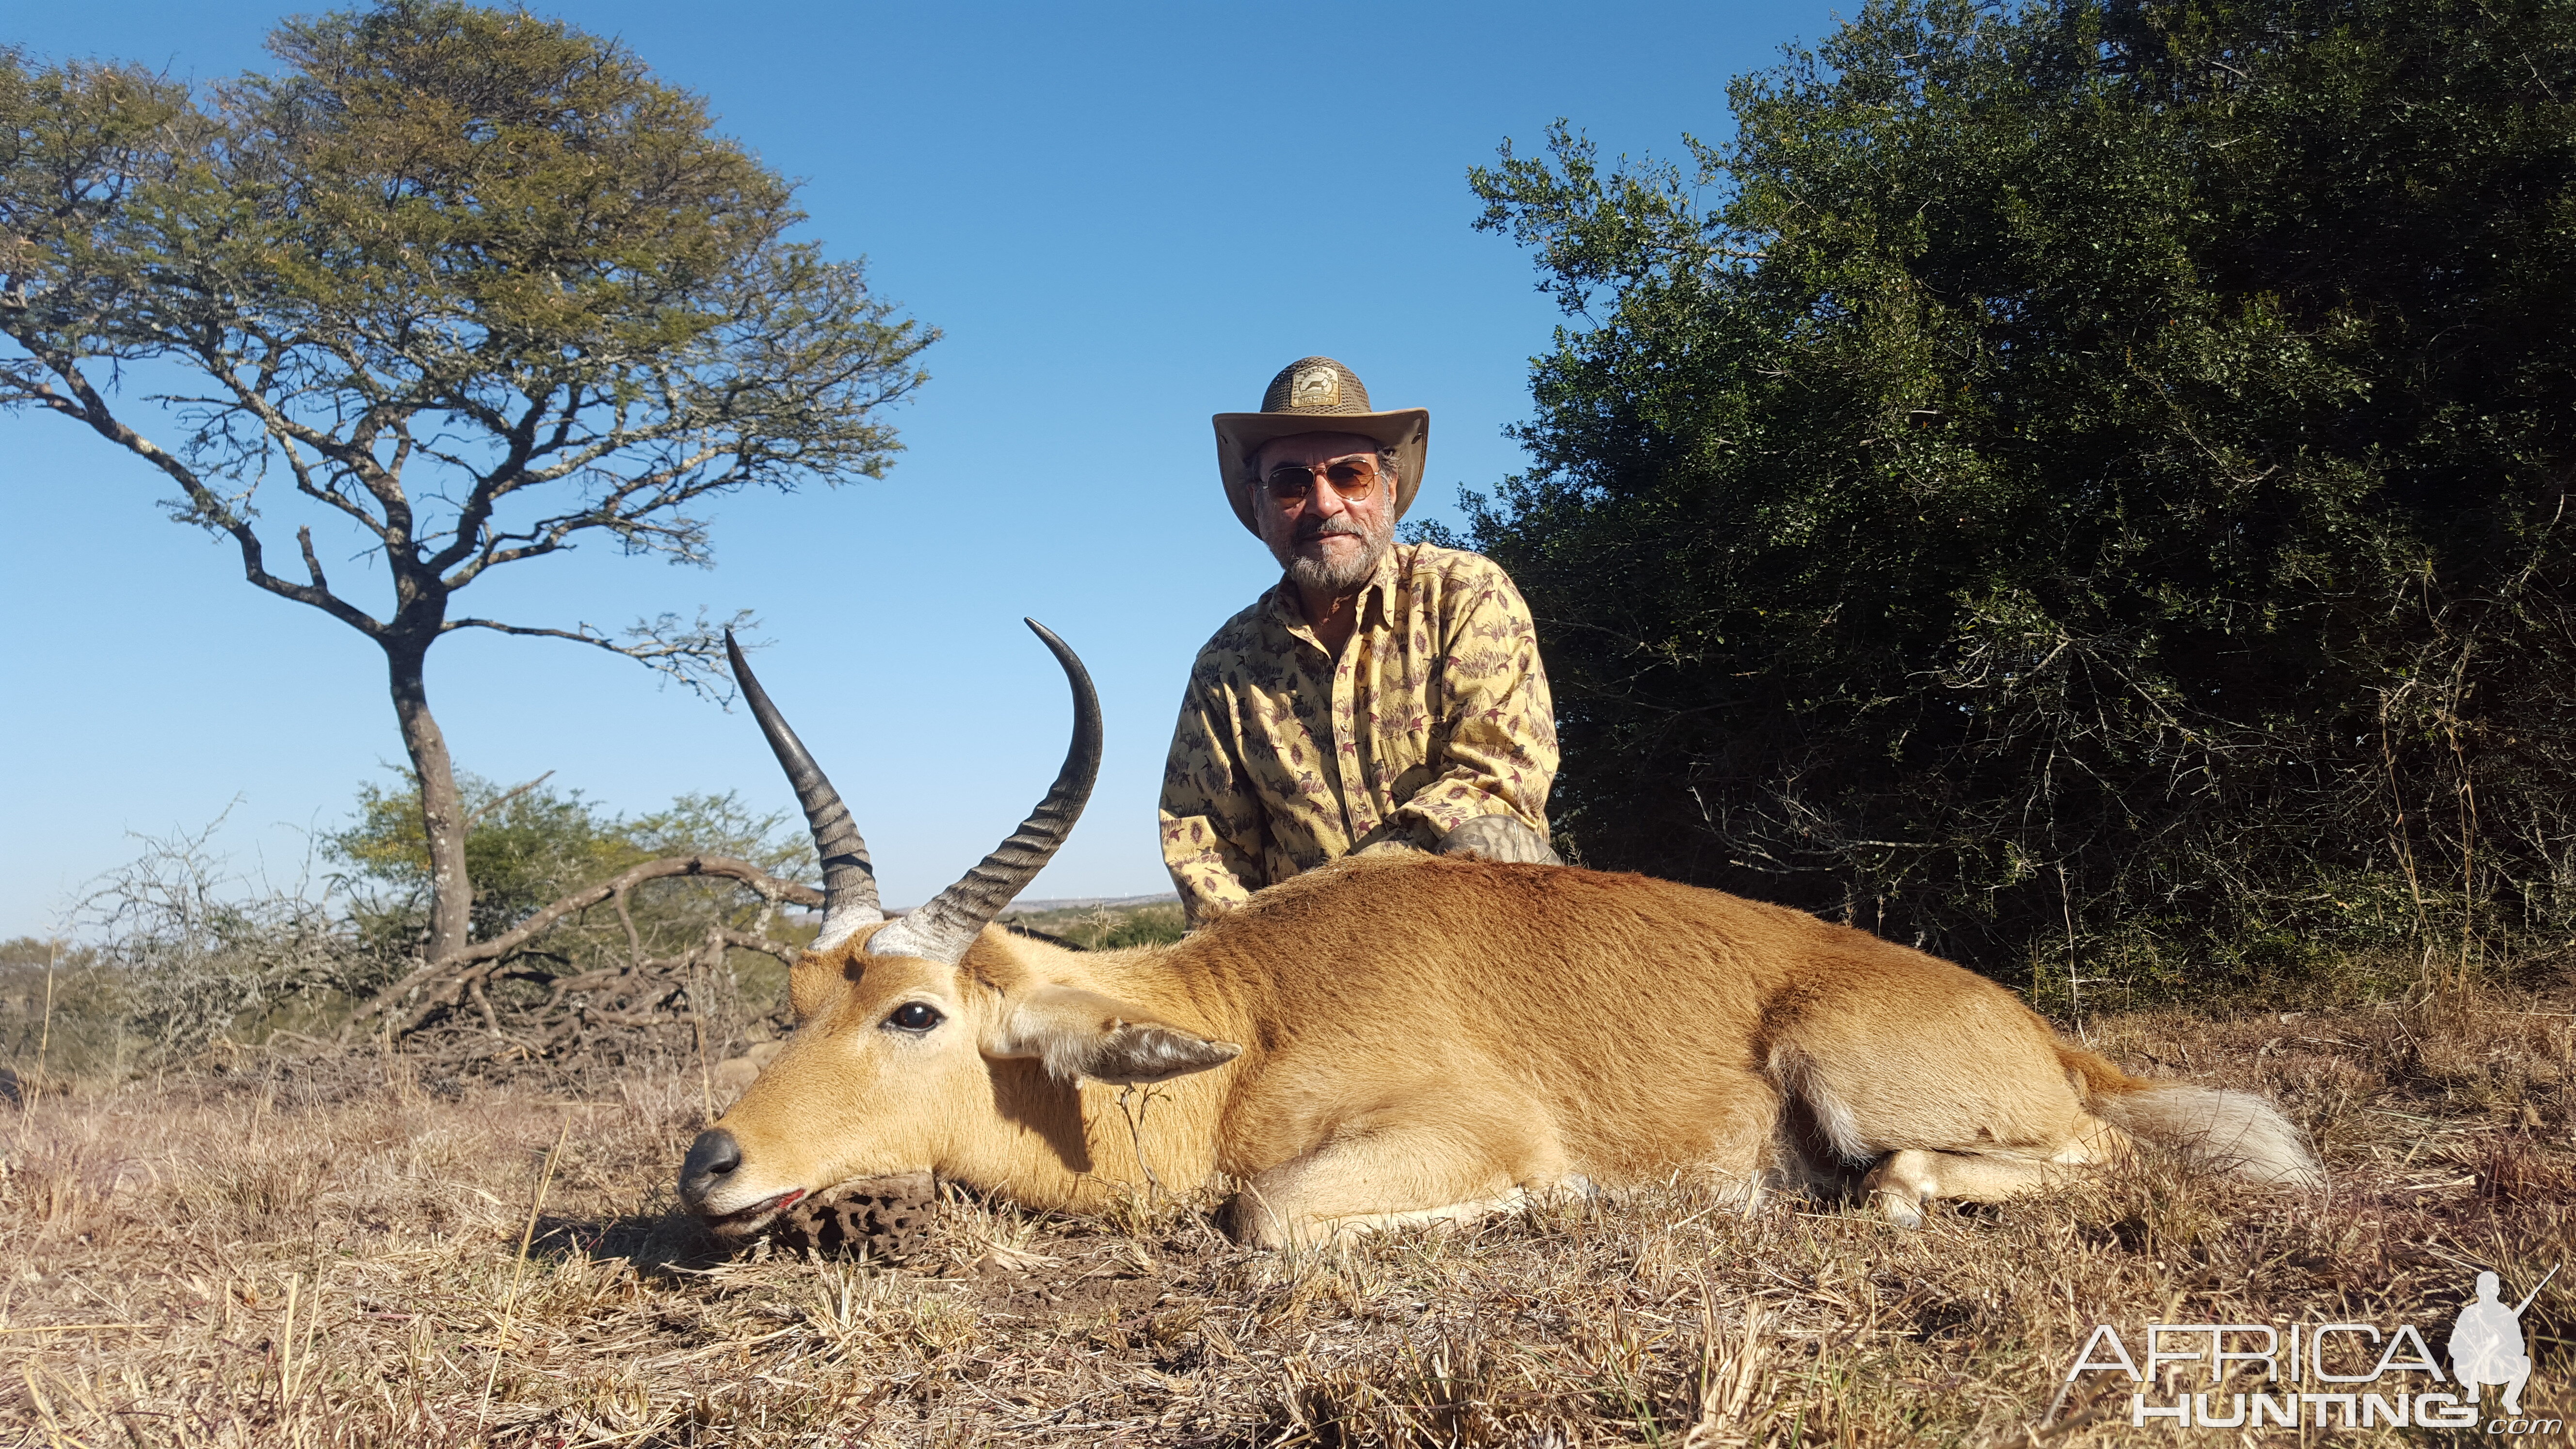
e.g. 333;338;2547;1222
386;640;474;965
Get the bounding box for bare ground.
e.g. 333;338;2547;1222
1;988;2571;1447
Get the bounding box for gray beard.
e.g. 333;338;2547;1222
1266;514;1394;596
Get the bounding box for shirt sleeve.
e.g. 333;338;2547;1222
1387;561;1559;844
1158;664;1268;926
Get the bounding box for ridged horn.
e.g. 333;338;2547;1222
725;630;884;948
868;619;1101;964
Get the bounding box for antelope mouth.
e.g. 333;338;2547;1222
700;1186;806;1234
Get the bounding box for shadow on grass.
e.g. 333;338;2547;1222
529;1206;732;1276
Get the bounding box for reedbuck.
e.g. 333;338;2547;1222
680;624;2318;1246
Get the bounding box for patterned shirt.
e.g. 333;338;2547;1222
1159;542;1558;923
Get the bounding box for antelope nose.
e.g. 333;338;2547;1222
679;1127;742;1206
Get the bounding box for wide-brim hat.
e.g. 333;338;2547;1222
1212;356;1428;536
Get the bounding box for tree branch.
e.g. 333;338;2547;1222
441;609;751;698
7;341;389;639
462;771;555;830
295;525;331;593
347;853;821;1027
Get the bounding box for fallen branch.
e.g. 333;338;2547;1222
350;855;819;1028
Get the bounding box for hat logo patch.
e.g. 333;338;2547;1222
1290;366;1341;409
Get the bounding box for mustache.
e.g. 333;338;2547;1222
1293;516;1369;543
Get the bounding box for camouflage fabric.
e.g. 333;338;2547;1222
1159;543;1558;923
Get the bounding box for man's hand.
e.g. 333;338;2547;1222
1436;815;1563;865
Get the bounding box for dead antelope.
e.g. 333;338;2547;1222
680;623;2318;1246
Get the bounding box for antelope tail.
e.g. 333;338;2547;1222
2060;1046;2323;1189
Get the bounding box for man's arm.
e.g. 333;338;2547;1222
1387;563;1560;846
1159;676;1268;925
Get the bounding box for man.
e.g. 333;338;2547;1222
1159;355;1560;924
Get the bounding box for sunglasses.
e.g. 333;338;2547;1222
1263;455;1383;502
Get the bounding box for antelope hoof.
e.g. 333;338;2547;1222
1872;1187;1925;1229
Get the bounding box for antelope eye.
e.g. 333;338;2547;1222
886;1002;944;1032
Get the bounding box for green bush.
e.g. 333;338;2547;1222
0;938;122;1081
326;774;814;1063
1452;0;2576;1004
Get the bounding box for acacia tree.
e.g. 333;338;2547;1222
0;3;931;966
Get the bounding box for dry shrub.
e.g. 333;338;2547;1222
0;984;2568;1446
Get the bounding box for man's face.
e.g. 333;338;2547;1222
1252;431;1396;597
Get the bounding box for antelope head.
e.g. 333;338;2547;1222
676;622;1235;1234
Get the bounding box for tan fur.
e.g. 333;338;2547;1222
691;854;2319;1245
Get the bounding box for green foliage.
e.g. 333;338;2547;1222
327;772;814;1063
244;3;793;359
998;901;1189;951
1089;906;1189;950
0;3;930;532
329;773;808;935
1068;904;1189;950
1458;0;2576;1001
0;938;122;1080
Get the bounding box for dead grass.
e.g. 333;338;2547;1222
1;986;2570;1446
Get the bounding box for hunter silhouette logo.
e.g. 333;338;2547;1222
2053;1263;2561;1433
2453;1266;2554;1418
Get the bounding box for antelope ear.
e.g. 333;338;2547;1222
985;984;1241;1085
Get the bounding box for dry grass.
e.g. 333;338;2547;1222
1;986;2570;1447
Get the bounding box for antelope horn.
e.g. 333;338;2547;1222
725;630;884;948
868;619;1101;964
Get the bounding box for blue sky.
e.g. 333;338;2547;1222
2;0;1835;932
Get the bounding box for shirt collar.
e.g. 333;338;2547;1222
1263;540;1406;638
